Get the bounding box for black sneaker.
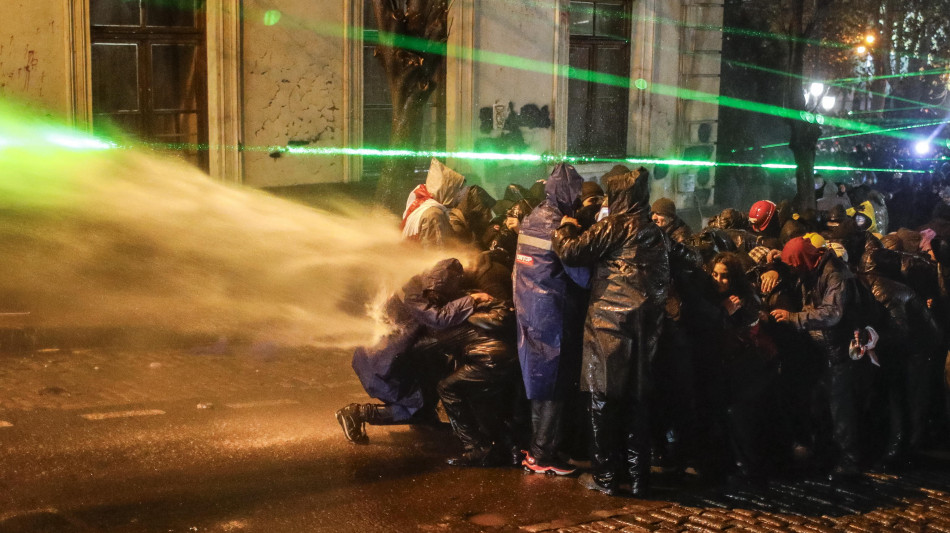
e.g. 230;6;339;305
335;404;368;444
523;452;578;476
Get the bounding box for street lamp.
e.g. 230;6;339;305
865;34;876;45
821;95;837;111
856;45;868;55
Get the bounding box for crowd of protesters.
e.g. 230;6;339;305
335;155;950;497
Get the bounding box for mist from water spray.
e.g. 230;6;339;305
0;104;453;348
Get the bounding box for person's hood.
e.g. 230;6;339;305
421;258;465;299
503;183;529;203
545;163;584;216
781;236;822;274
527;180;546;207
895;228;923;253
456;185;496;236
716;208;747;230
691;228;736;264
605;167;650;216
425;158;465;206
457;185;496;217
859;247;902;279
599;164;631;188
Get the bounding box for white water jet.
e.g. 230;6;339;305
0;104;454;347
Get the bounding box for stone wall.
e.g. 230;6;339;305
240;0;346;187
0;1;72;119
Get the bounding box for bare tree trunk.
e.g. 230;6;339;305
784;0;818;212
783;0;836;212
871;0;896;114
371;0;449;213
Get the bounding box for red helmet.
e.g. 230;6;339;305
748;200;777;232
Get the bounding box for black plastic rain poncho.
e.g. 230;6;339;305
552;167;670;494
552;168;670;398
449;185;497;248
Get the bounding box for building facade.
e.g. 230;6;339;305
1;0;722;207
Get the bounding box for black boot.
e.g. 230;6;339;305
627;448;651;498
625;400;652;498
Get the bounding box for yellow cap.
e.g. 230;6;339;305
803;232;827;249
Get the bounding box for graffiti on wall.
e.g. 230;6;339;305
479;101;551;132
476;101;551;154
0;39;43;96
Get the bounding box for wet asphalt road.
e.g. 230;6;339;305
0;346;628;532
4;345;950;532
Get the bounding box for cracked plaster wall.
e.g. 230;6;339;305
242;0;345;187
0;1;71;117
464;0;559;193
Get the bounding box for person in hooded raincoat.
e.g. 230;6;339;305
513;163;591;476
336;258;492;443
401;158;466;249
552;167;670;497
449;184;497;249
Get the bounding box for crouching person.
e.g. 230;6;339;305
337;258;492;443
439;250;522;467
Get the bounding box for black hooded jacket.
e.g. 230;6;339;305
859;248;941;355
552;168;670;397
450;185;496;248
664;216;693;244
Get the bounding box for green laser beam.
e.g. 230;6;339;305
829;66;950;84
848;106;942;115
734;118;950;152
724;59;947;112
493;0;950;66
275;145;928;174
499;0;904;58
247;1;943;140
362;26;943;145
246;2;948;149
2;123;931;175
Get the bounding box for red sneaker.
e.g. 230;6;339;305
522;452;577;476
